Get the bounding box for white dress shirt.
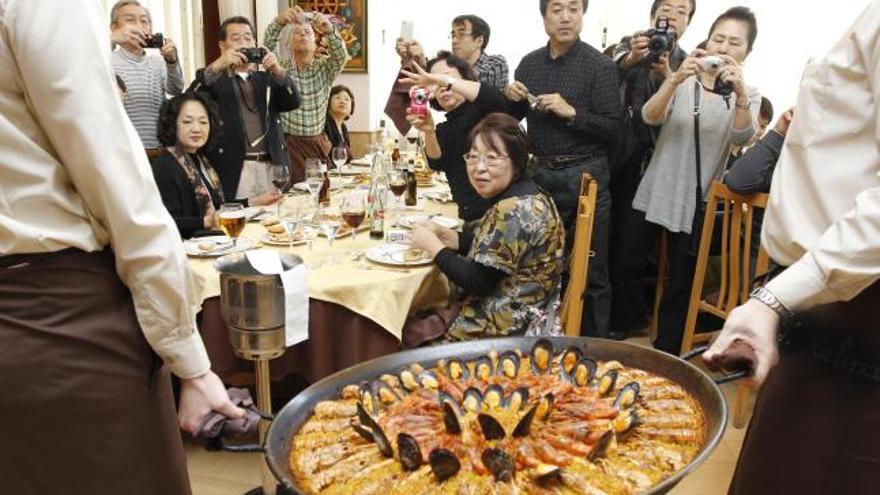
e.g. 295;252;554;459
763;0;880;312
0;0;210;378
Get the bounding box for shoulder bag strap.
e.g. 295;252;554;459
693;80;703;208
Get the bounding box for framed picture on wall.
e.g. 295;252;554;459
288;0;367;73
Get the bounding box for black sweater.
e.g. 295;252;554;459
150;150;225;239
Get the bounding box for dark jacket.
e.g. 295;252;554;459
323;117;351;162
188;69;300;200
149;150;222;239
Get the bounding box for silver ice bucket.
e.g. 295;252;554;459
213;252;303;360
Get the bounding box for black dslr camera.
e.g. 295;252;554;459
644;18;676;64
144;32;164;49
239;47;267;64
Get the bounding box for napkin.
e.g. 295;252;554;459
245;251;309;347
195;387;263;440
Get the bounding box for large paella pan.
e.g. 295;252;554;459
265;337;734;494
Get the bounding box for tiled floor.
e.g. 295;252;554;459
186;335;752;495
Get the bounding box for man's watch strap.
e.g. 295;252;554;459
750;286;793;321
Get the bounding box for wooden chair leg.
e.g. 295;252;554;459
733;383;752;428
650;232;668;342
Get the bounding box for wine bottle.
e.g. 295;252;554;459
370;187;385;240
319;161;330;206
405;159;417;207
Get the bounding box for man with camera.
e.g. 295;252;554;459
608;0;695;340
109;0;183;158
189;16;300;206
265;6;349;183
504;0;622;339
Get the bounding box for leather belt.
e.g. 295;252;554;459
244;152;270;162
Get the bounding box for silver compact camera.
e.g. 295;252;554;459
701;55;726;74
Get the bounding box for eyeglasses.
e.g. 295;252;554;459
463;152;509;167
449;31;473;40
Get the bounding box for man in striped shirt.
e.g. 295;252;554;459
265;6;349;183
109;1;183;156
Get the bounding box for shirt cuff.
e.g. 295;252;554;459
156;327;212;379
765;253;833;312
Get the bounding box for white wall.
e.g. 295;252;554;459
362;0;872;132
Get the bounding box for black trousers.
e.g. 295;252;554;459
611;208;695;354
531;156;611;338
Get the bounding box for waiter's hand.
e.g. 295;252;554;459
702;299;780;387
178;370;246;433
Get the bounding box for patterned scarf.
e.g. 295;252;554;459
167;146;225;218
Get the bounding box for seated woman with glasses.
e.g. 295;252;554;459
151;92;277;239
404;113;566;346
400;51;515;232
322;85;354;163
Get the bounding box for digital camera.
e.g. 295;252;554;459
644;18;676;64
409;87;429;118
144;32;164;49
240;47;267;64
700;56;734;97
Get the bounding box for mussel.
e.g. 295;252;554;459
483;384;505;410
350;419;374;442
439;392;462;434
507;387;530;412
614;382;641;409
429;448;461;482
531;463;563;484
530;339;554;375
497;350;522;378
559;346;584;375
535;393;555;421
462;387;483;413
444;358;469;380
472;355;495;380
397;433;423;471
374;381;401;406
567;358;597;388
613;409;642;436
597;369;619;396
398;368;420;392
513;405;537;438
358;381;377;416
587;429;614;462
417;370;440;390
356;403;393;457
482;448;516;482
478;413;506;440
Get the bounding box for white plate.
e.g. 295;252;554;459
183;236;256;257
349;154;374;167
398;215;460;229
244;207;272;221
364;243;433;267
337;165;368;175
423;191;453;203
260;233;307;246
293;178;348;192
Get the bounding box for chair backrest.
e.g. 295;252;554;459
561;173;598;337
680;181;769;353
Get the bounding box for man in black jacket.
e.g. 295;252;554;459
608;0;694;339
189;16;301;204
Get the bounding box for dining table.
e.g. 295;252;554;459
187;167;460;387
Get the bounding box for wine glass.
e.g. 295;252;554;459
281;204;300;251
319;206;342;265
405;126;420;156
341;192;367;257
305;159;323;211
331;146;348;181
388;162;407;226
218;203;246;248
269;163;289;219
299;212;320;269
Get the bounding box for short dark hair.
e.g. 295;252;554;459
539;0;588;17
426;51;477;111
696;39;708;50
327;85;355;120
220;16;254;42
650;0;697;21
759;96;774;123
708;6;758;52
452;15;491;51
468;113;531;181
157;92;223;151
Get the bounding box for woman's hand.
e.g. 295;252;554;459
405;108;436;133
408;223;446;258
178;370;247;434
399;63;438;90
424;222;459;250
249;191;282;207
669;49;705;85
718;55;748;98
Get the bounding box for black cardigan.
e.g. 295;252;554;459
150;150;223;239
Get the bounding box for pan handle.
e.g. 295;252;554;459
206;406;274;453
682;343;753;385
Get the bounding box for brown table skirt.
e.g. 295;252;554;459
199;297;401;386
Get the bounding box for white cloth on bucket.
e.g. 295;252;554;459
245;250;309;347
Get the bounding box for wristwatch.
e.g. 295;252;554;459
442;75;455;91
749;286;793;321
735;98;751;109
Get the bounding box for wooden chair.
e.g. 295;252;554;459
561;174;599;337
680;181;769;428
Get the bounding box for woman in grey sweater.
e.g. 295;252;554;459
611;7;761;354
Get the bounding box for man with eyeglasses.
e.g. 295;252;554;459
504;0;622;339
609;0;695;340
396;15;508;90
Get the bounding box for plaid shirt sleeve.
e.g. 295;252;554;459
320;28;349;80
475;54;509;91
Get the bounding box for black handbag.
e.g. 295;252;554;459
689;80;707;256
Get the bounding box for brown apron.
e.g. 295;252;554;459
0;248;191;495
285;133;331;184
729;281;880;495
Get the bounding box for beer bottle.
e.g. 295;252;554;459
405;159;417;206
391;141;401;168
319;161;330;206
370;188;385;240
